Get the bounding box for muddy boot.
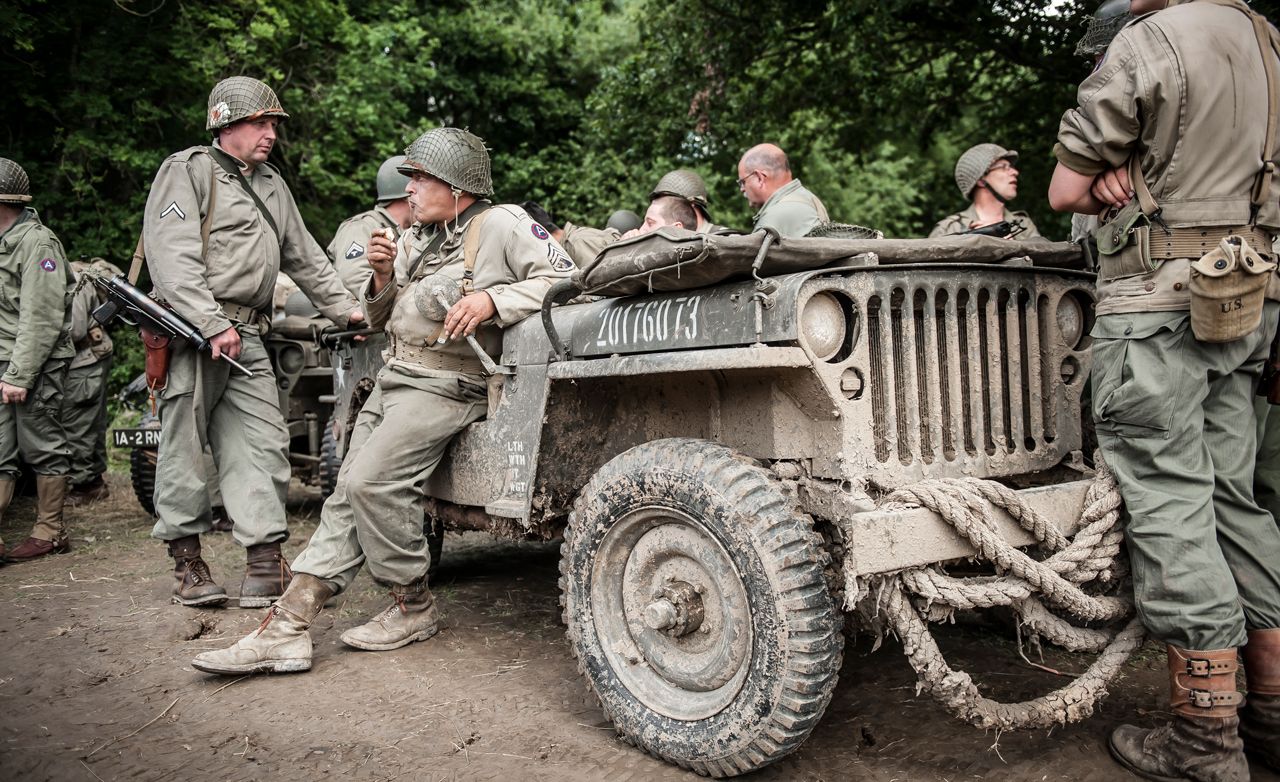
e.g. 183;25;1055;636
239;542;292;608
210;506;233;533
7;475;71;562
340;578;439;651
1109;645;1248;782
168;535;227;607
191;573;334;675
65;476;109;507
1240;628;1280;771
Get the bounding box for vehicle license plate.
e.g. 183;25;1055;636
112;428;161;448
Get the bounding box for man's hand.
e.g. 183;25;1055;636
368;234;398;295
1091;166;1133;211
444;292;497;340
0;381;28;404
209;326;242;362
347;309;368;341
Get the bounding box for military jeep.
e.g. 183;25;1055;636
354;228;1100;776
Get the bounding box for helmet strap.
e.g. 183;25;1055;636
444;188;463;244
976;180;1009;205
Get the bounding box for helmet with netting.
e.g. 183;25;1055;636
376;155;411;203
206;76;290;131
0;158;32;204
649;169;711;216
606;209;642;233
1076;0;1132;58
398;128;493;197
805;221;883;240
955;143;1018;199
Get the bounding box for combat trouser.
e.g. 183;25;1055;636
0;358;70;479
1093;305;1280;650
1254;395;1280;527
63;355;112;486
291;367;487;593
151;334;290;548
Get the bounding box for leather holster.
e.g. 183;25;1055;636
140;326;172;391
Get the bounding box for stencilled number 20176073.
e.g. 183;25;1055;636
595;296;702;348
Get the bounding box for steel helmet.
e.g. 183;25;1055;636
376;155;411;203
1076;0;1132;58
206;76;290;131
0;158;32;204
398;128;493;197
955;143;1018;199
649;169;711;215
606;209;642;233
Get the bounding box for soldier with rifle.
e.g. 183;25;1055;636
141;76;362;609
930;143;1042;239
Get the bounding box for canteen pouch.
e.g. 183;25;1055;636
1189;236;1275;343
1095;199;1157;281
140;326;172;392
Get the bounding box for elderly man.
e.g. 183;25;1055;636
1048;0;1280;778
143;76;361;608
929;143;1043;239
191;128;573;675
736;143;828;238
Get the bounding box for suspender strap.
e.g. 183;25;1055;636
1129;153;1160;218
461;210;492;296
208;145;279;242
1247;11;1280;222
129;155;218;285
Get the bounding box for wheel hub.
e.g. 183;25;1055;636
643;580;705;636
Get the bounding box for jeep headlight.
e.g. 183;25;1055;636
800;292;846;361
1056;294;1085;350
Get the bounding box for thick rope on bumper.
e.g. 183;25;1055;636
856;455;1147;731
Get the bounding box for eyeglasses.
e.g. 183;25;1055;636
987;160;1016;174
736;170;762;190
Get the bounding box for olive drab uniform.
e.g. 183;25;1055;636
64;258;121;492
1055;0;1280;656
928;204;1044;239
559;221;619;266
752;179;828;238
143;141;358;550
291;202;574;592
327;205;402;297
0;208;75;541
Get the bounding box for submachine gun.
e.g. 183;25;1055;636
963;219;1027;239
87;274;253;378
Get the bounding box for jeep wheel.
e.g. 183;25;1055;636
561;438;842;777
130;410;160;517
319;413;342;498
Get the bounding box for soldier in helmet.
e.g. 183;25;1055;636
736;143;829;238
621;195;700;238
327;155;414;297
191;127;574;675
0;158;76;563
606;209;641;234
929;144;1043;239
143;76;362;608
63;257;124;506
649;169;729;233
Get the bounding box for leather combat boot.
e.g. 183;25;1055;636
168;535;227;607
1109;645;1248;782
1240;628;1280;771
65;476;109;507
7;475;71;562
340;578;439;651
239;542;292;608
191;573;334;675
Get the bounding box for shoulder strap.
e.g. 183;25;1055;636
1129;154;1159;216
461;210;493;296
1246;10;1280;223
208;145;280;242
129;155;219;285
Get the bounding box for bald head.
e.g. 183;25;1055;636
737;143;794;209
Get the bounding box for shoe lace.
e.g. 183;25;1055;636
254;606;278;636
187;557;214;586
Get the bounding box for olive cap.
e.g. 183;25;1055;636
206;76;289;131
955;143;1018;199
376;155;411;203
0;158;32;204
606;209;642;233
398;128;493;197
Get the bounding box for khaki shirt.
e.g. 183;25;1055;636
0;209;74;388
365;202;575;378
143;143;358;338
327;204;401;297
560;221;619;266
69;259;122;369
753;179;829;238
928;204;1043;239
1055;0;1280;312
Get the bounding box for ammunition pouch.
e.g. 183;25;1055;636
1095;199;1157;281
1189;236;1276;343
140;326;172;391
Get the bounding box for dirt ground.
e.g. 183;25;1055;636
1;474;1277;782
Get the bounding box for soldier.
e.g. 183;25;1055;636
929;144;1043;239
622;195;699;238
327;155;413;297
64;257;123;506
1048;1;1280;778
519;200;618;267
0;157;75;563
190;127;573;675
736;143;828;238
144;77;361;608
649;169;728;233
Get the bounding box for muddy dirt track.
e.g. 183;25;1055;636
1;475;1277;782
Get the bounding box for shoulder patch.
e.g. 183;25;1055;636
547;243;575;272
345;241;366;260
39;258;58;272
160;201;186;220
531;223;550;241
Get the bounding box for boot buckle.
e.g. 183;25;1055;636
1184;657;1231;677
